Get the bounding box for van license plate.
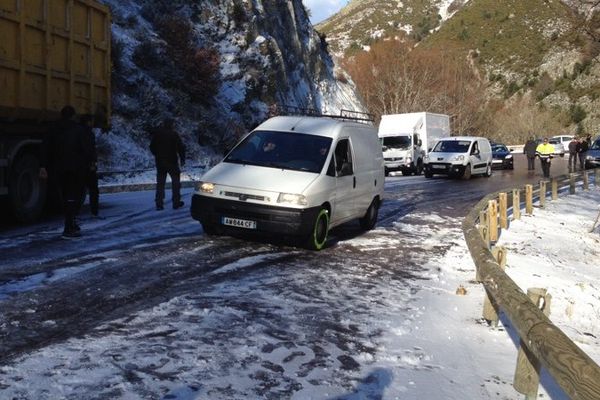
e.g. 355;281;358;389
432;165;446;169
222;217;257;229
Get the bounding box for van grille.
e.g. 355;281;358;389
222;191;267;202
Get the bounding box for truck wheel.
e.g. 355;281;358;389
9;154;47;222
305;208;329;250
462;164;472;180
359;198;379;231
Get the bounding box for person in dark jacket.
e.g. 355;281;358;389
150;118;186;210
579;135;590;170
40;105;93;238
80;115;100;217
568;136;581;171
523;137;537;171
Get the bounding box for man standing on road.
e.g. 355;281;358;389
150;118;186;210
568;136;581;171
578;135;589;170
40;105;93;238
536;137;554;178
524;136;537;171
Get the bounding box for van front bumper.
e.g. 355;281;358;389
191;194;321;236
424;163;465;176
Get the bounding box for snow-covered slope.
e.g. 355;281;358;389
99;0;365;171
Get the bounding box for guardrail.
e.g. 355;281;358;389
462;168;600;399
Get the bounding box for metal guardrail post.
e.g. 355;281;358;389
583;171;589;191
570;173;576;194
512;189;521;220
539;181;547;208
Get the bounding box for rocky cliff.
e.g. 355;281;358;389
99;0;364;171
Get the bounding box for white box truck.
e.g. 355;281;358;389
378;112;450;176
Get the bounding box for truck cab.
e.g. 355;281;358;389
380;132;423;176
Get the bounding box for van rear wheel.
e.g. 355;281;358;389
305;208;329;250
359;198;379;231
484;164;492;177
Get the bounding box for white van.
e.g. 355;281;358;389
423;136;493;179
191;116;385;250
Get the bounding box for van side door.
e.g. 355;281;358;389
469;140;485;173
332;138;356;223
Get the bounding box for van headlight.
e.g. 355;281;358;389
587;155;594;160
452;155;465;161
277;193;307;206
198;182;215;194
505;154;513;159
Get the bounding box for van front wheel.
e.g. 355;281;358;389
462;164;472;180
359;198;379;231
305;208;329;250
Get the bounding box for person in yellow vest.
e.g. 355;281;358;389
536;137;555;178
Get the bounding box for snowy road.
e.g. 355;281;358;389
0;155;574;399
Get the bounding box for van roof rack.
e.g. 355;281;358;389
270;105;374;124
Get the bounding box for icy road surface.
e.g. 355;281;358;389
0;155;582;399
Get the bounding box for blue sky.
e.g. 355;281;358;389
303;0;349;24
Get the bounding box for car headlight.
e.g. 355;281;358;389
198;182;215;194
452;155;465;161
406;157;412;163
424;155;430;162
278;193;307;206
587;155;594;160
505;154;513;159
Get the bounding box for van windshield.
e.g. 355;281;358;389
382;135;411;149
432;140;472;153
224;130;333;173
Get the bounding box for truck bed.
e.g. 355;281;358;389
0;0;111;123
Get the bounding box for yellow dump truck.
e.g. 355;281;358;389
0;0;111;222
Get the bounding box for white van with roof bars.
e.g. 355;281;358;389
423;136;492;179
191;115;385;250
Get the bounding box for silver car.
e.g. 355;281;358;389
548;138;565;157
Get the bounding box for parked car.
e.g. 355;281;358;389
548;138;565;157
551;135;574;151
585;137;600;169
423;136;493;179
190;116;385;250
491;143;514;170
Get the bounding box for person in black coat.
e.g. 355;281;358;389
40;105;93;238
523;137;537;171
579;136;590;170
568;136;581;171
150;118;186;210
